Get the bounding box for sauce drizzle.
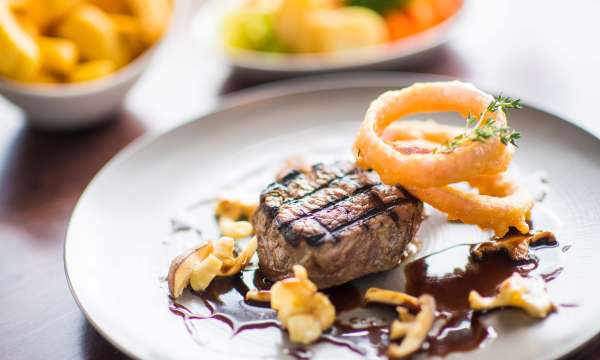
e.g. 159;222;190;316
169;240;562;358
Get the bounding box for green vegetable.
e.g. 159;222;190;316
222;10;286;53
344;0;412;15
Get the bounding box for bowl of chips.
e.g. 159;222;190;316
0;0;184;129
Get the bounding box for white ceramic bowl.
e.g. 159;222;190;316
192;0;466;79
0;0;188;130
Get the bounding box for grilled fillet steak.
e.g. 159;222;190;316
253;161;424;288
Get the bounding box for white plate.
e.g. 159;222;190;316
65;73;600;359
191;0;465;77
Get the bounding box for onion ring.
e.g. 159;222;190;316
467;173;518;197
382;120;462;144
354;81;513;188
407;185;531;236
353;82;533;237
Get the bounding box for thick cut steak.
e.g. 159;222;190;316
253;161;424;288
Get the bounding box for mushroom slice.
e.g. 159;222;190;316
212;236;236;266
471;231;556;261
364;287;420;307
215;192;258;221
218;217;254;239
167;236;258;298
469;273;556;318
287;314;322;344
270;265;335;345
189;255;223;292
245;290;271;302
214;192;258;239
168;242;213;298
388;294;436;358
220;236;257;276
396;306;415;322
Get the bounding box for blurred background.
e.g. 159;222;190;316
0;0;599;359
1;0;599;130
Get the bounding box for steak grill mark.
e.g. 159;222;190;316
260;162;419;246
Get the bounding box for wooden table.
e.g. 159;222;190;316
1;1;599;358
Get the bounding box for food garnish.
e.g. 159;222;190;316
365;288;436;357
245;269;338;344
168;236;257;298
471;231;556;261
353;81;533;236
388;294;436;358
218;217;254;239
214;192;258;239
355;81;514;188
245;289;272;302
434;95;522;154
215;192;258;222
396;306;415;322
0;0;171;83
364;287;419;307
466;172;518;197
469;273;556;318
270;265;335;344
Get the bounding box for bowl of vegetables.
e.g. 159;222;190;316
0;0;185;129
193;0;464;76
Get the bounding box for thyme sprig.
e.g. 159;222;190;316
434;95;523;154
486;95;523;114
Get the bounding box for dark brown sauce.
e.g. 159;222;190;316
170;239;562;359
170;218;191;233
322;283;363;313
404;244;538;357
169;217;203;238
540;267;564;282
284;347;314;360
169;269;280;335
559;303;579;308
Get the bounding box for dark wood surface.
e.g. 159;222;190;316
1;1;599;359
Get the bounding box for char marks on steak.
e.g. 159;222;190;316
253;161;424;288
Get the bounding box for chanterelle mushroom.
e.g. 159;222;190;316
270;265;335;345
363;289;436;358
214;192;258;220
471;231;556;261
388;294;436;358
469;273;556;318
214;192;258;239
364;287;420;308
167;236;257;298
245;290;271;303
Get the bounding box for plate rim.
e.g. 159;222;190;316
64;72;600;360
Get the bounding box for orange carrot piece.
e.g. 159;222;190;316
431;0;462;22
385;10;419;40
406;0;437;31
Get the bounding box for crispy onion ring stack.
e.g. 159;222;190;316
353;81;533;237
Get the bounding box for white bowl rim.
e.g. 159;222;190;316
0;0;189;98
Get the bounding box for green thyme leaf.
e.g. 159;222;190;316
486;94;523;114
436;94;522;153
